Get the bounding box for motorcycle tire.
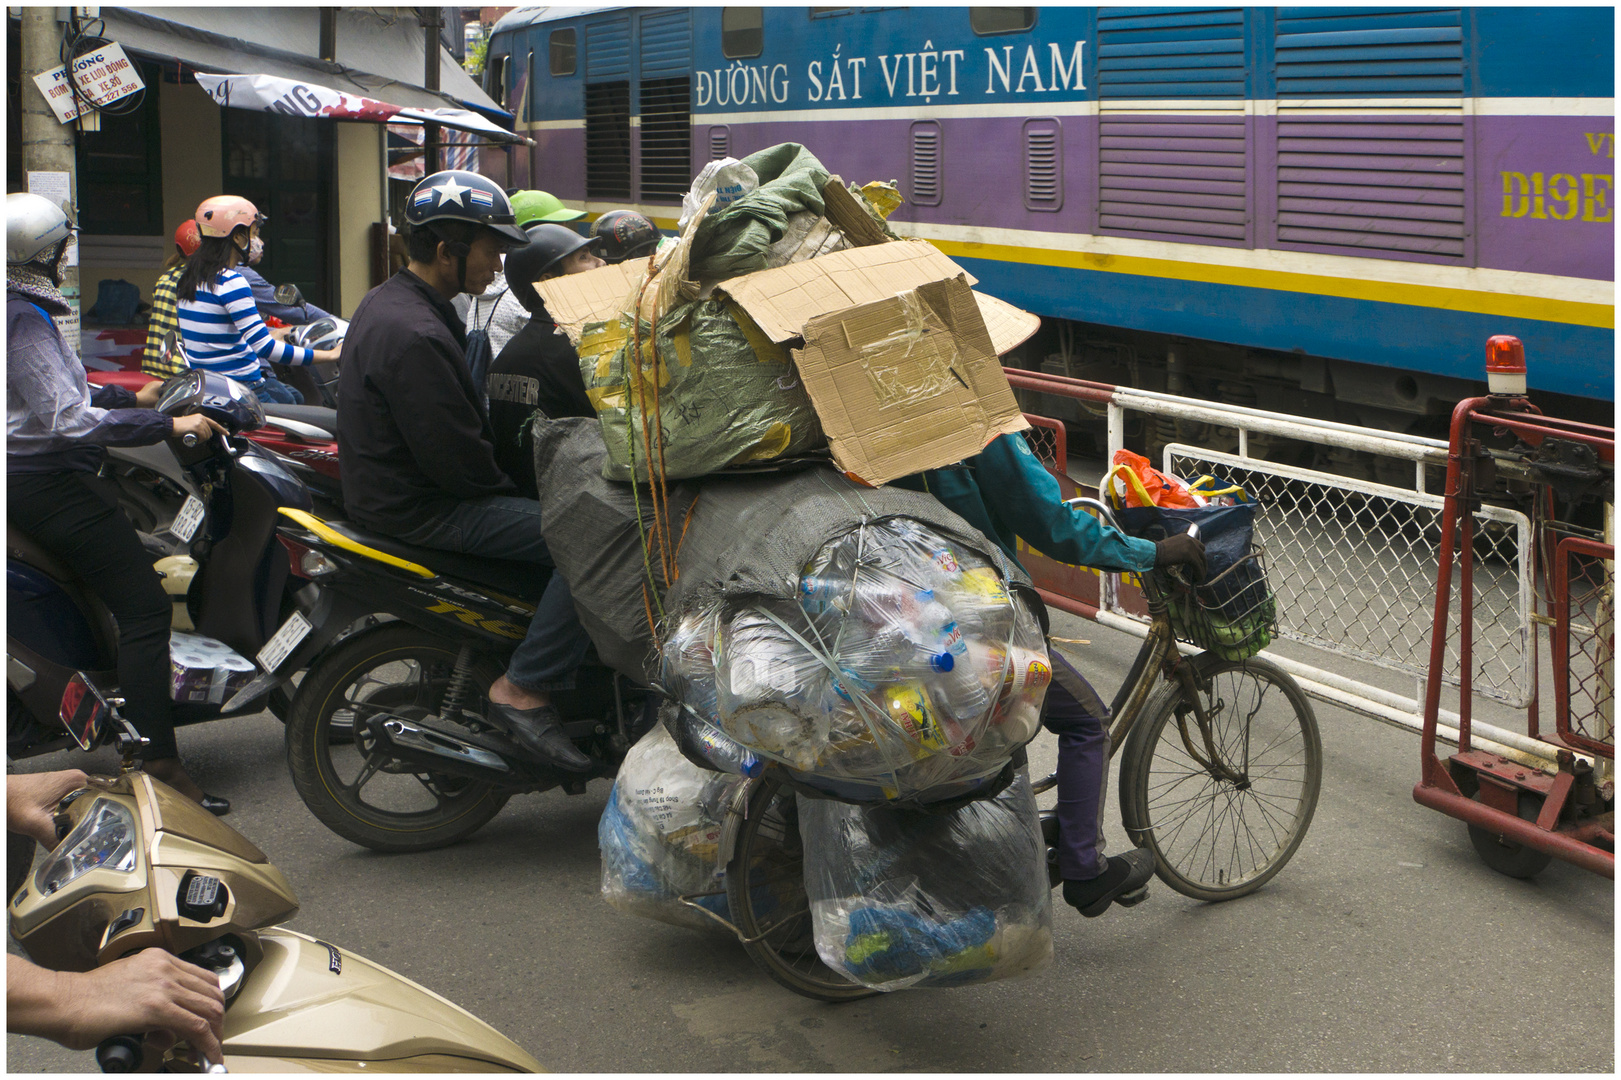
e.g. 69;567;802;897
285;625;510;852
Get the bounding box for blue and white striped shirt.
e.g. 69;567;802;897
177;268;315;382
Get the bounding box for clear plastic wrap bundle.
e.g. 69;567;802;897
799;769;1052;991
598;724;743;934
660;518;1050;803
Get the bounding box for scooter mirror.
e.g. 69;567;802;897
58;673;112;751
273;283;304;307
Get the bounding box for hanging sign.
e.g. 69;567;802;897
33;42;144;124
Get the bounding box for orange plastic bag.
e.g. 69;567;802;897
1106;449;1206;510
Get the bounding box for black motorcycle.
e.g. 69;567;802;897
7;370;336;758
275;509;653;852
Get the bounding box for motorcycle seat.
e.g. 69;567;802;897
323;521;549;604
260;404;337;436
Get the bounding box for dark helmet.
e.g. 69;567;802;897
590;210;660;264
405;170;528;292
503;224;594;314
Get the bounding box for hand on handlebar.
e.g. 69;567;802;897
1154;533;1207;582
133;381;165;410
5;769;89;847
314;343;341;364
6;950;225;1064
171;414;228;447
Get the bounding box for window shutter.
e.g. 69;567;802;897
1274;8;1466;260
1097;8;1249;245
911;122;941;206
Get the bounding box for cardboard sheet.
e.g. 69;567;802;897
716;241;977;345
534;261;646;345
792;275;1028;487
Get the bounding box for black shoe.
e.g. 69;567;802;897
487;702;593;773
199;794;231;817
1062;848;1156;917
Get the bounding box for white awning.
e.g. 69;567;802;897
196;72;530;146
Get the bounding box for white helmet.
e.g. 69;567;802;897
7;192;72;266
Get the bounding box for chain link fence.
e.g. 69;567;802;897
1557;538;1615;756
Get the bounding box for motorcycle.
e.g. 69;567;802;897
273;507;653;852
269;283;345;407
7;363;336;756
8;677;544;1072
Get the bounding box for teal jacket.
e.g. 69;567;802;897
893;433;1158;576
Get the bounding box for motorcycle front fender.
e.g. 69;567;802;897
220;927;543;1072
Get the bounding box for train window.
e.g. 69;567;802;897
722;7;763;58
549;29;577;76
1023;119;1062;212
970;8;1035;35
910;121;941;206
486;54;507;107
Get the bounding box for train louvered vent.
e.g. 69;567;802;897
1274;9;1466;260
640;78;691;201
1097;8;1249;246
911;122;941;206
585;82;631;200
638;10;691;202
710;127;729;161
586;17;631;77
1024;121;1062;211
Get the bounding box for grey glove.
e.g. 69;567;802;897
1154;533;1207;582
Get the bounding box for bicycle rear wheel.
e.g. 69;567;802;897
1118;654;1321;901
724;777;876;1002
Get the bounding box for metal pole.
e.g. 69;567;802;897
421;8;442;174
19;8;80;347
319;7;338;62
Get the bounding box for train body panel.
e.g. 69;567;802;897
485;6;1614;417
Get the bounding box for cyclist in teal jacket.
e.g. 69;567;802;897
895;431;1206;916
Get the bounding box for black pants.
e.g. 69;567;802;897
9;469;178;759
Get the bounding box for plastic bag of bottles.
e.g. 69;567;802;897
660;517;1050;804
799;769;1052;991
598;724;742;934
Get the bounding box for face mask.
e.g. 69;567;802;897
248;236;265;264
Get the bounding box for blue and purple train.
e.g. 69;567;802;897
482;6;1614;432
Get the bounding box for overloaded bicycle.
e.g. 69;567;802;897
690;498;1321;1000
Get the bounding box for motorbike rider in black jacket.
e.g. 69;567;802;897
335;171;595;773
6;193;228;811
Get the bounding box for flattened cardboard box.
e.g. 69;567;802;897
532;260;647;345
793;275;1029;487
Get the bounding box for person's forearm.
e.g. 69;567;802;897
7;957;75;1044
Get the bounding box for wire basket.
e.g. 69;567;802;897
1141;545;1278;662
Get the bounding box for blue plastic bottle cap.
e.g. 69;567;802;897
930;651;954;673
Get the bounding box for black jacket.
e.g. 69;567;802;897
485;300;595;500
337;269;516;533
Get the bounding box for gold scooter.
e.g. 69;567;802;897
8;674;544;1073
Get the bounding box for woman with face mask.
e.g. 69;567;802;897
174;197;340;404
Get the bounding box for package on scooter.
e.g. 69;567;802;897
798;768;1052;991
598;724;743;934
168;630;258;704
662;487;1050;805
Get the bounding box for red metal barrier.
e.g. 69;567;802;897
1416;392;1614;879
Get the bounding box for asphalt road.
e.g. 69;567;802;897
8;609;1614;1073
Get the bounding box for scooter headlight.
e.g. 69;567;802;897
35;799;138;897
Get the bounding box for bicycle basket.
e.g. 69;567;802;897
1141;546;1277;662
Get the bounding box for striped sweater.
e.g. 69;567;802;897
176;268;315;382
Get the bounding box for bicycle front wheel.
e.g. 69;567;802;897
1118;655;1321;902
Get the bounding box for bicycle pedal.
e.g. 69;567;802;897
1115;885;1150;907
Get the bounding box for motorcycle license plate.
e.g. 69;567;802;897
256;611;312;673
170;495;205;543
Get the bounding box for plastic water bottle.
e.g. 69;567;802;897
676;713;764;778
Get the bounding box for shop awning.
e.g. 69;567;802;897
196;73;530;146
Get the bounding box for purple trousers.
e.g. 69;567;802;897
1042;650;1112;881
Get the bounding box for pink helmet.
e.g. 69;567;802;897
194;195;263;241
174;218;201;257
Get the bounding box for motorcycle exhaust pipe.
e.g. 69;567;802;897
362;714;515;783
